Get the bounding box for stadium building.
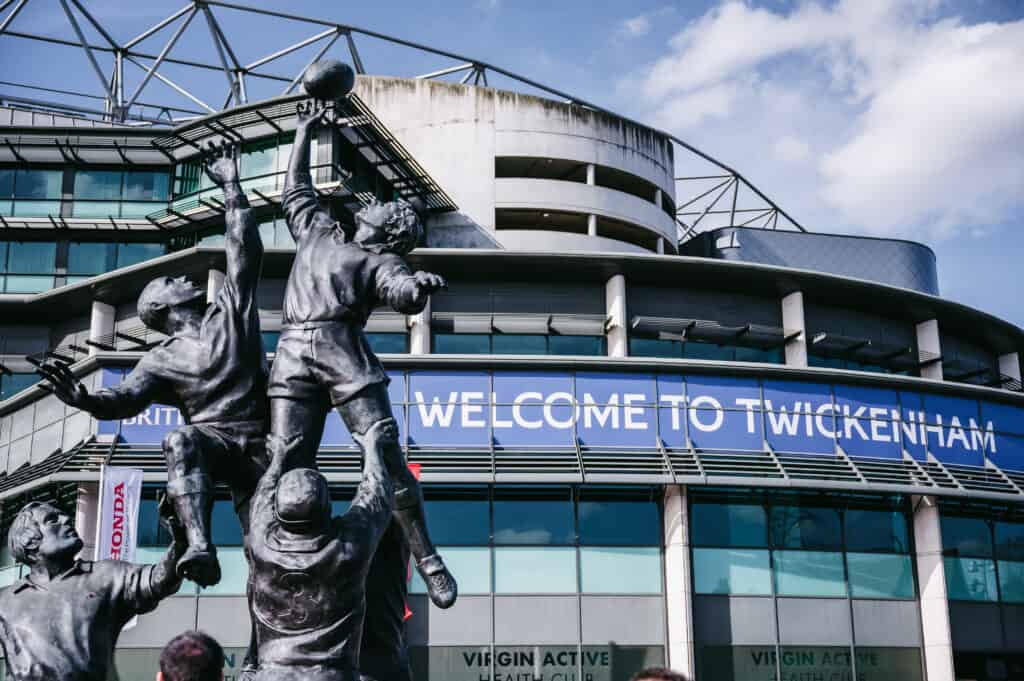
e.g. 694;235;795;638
0;3;1022;681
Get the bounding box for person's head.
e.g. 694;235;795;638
8;501;82;568
630;668;690;681
352;198;423;256
157;630;223;681
137;275;207;334
275;468;331;534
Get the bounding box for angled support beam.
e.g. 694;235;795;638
126;6;197;109
283;29;342;95
0;0;29;36
201;4;240;105
124;54;216;113
417;62;474;79
345;30;365;74
68;0;118;49
245;27;336;71
125;3;194;49
58;0;116;101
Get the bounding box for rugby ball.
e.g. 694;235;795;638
302;59;355;101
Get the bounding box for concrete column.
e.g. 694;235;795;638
605;274;628;358
912;495;955;681
655;188;663;209
88;301;115;356
586;163;596;186
664;485;696;678
999;352;1021;382
75;482;100;559
587;213;597;237
781;291;808;368
207;269;225;303
656;238;665;255
409;296;431;355
916;319;943;380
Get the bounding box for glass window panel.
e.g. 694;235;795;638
734;346;783;364
367;332;407;354
7;242;55;274
846;552;915;598
211;499;243;546
424;487;490;545
123;171;169;201
136;496;170;547
136;546;198;593
74;169;121;199
580;546;661;593
582;645;665;681
199;547;249;595
11;200;60;217
578;488;660;545
780;647;851;681
0;241;7;270
773;550;846;596
119;202;159;219
198;231;225;246
995;520;1024;561
117;242;164;268
684;342;733;361
259;220;275;247
771;505;842;550
491;333;546;354
410;546;490;594
409;645;492;681
941;515;993;557
697;645;779;681
433;333;489;354
855;648;923;681
15;169;62;198
71;201;121;218
943;556;998;601
0;169;13;197
493;488;573;544
629;337;681;358
692;548;772;595
68;242;115;275
1;373;39;399
494;546;576;593
261;331;281;354
548;334;603;356
692;502;768;548
845;508;911;553
4;275;54;293
998;560;1024;603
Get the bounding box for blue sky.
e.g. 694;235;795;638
1;0;1022;325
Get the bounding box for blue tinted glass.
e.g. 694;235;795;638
1;373;38;399
0;242;7;269
119;202;158;218
847;553;914;598
780;647;850;680
580;547;661;593
494;546;576;593
411;546;490;594
7;242;55;274
74;170;121;199
629;337;681;358
995;521;1024;561
998;560;1024;603
578;489;659;545
198;547;248;595
773;550;846;596
684;342;733;361
493;489;573;545
492;334;547;354
72;201;120;218
3;274;53;293
434;333;489;354
845;509;911;553
136;497;166;547
68;242;115;275
123;171;169;201
771;505;842;550
692;548;771;595
11;200;60;217
16;169;62;198
734;346;784;364
944;556;998;601
117;243;164;268
941;515;992;557
261;331;281;354
809;355;845;370
211;499;243;546
367;333;407;354
0;169;13;197
548;335;603;356
424;487;490;545
692;502;767;548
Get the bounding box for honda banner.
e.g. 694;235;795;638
95;466;144;564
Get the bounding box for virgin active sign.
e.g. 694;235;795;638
98;368;1024;471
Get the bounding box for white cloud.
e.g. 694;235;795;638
625;0;1024;241
622;14;653;38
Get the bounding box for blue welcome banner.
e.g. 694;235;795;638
97;367;1024;472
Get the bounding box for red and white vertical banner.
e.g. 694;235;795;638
94;466;144;563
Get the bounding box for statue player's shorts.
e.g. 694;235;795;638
268;321;389;407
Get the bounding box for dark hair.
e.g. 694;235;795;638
159;631;223;681
631;668;690;681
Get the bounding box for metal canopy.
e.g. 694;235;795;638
0;0;804;242
632;315;798;350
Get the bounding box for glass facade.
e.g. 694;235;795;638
72;169;169;218
409;645;664;681
941;508;1024;603
0;372;38;400
434;333;605;355
0;167;61;217
66;241;166;282
629;337;784;364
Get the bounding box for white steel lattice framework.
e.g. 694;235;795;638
0;0;808;242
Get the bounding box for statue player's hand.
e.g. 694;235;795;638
410;271;447;307
202;140;240;187
157;493;188;547
29;356;92;410
296;100;333;132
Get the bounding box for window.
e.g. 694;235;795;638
771;505;842;551
773;550;846;596
691;502;767;548
366;332;407;354
72;169;168;219
1;372;38;399
577;487;660;545
845;509;910;553
846;553;914;598
579;546;661;593
693;548;772;595
0;168;62;217
0;241;56;293
493;487;573;545
629;337;784;364
261;331;281;354
494;546;577;593
434;332;604;356
410;546;491;594
942;509;1024;603
697;646;923;681
424;486;490;545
